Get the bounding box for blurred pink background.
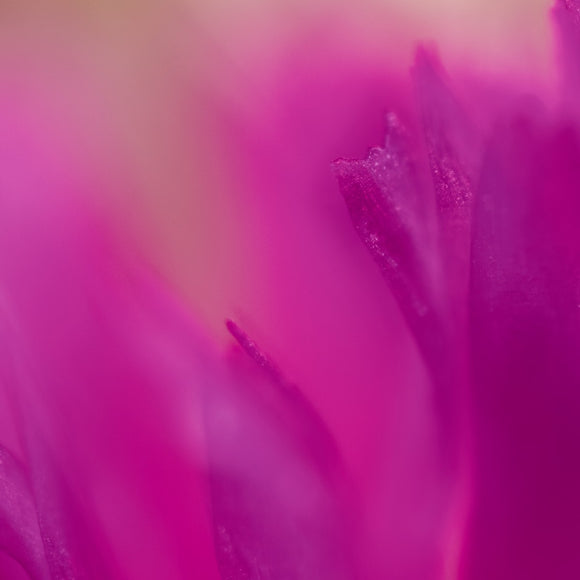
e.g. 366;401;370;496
0;2;563;577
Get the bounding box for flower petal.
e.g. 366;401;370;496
333;73;475;579
206;322;355;579
412;48;477;308
0;445;50;580
0;94;221;579
332;114;467;452
333;114;442;357
467;106;580;579
554;0;580;103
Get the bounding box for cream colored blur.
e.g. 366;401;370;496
0;0;553;340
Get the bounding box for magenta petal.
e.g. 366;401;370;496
225;320;343;476
466;108;580;579
554;0;580;102
332;115;442;353
206;323;355;580
23;436;110;579
412;48;476;306
413;48;474;217
0;99;223;578
333;115;468;456
0;445;50;580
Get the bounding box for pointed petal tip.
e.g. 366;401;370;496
384;110;405;132
413;45;440;70
411;46;451;98
224;318;237;337
210;324;353;580
225;319;283;381
555;0;580;12
331;114;408;182
333;144;395;166
0;444;51;580
331;147;383;184
554;0;580;26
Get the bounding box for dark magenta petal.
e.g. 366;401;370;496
333;114;468;460
23;435;110;579
554;0;580;102
412;48;477;309
206;322;355;580
413;48;474;216
0;445;51;580
225;320;343;476
333;115;443;354
466;108;580;579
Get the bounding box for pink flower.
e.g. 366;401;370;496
1;1;580;579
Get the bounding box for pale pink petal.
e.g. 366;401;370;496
0;92;220;580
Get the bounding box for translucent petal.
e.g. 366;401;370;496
206;322;355;579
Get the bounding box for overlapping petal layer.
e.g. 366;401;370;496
1;2;580;580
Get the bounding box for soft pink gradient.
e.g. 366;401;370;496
0;88;224;578
0;1;578;579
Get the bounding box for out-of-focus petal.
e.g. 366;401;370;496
0;445;50;580
211;39;429;580
0;91;221;580
333;112;470;579
333;115;443;366
332;110;471;454
412;48;477;310
466;105;580;579
205;321;355;580
553;0;580;103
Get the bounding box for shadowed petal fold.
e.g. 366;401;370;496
466;107;580;579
